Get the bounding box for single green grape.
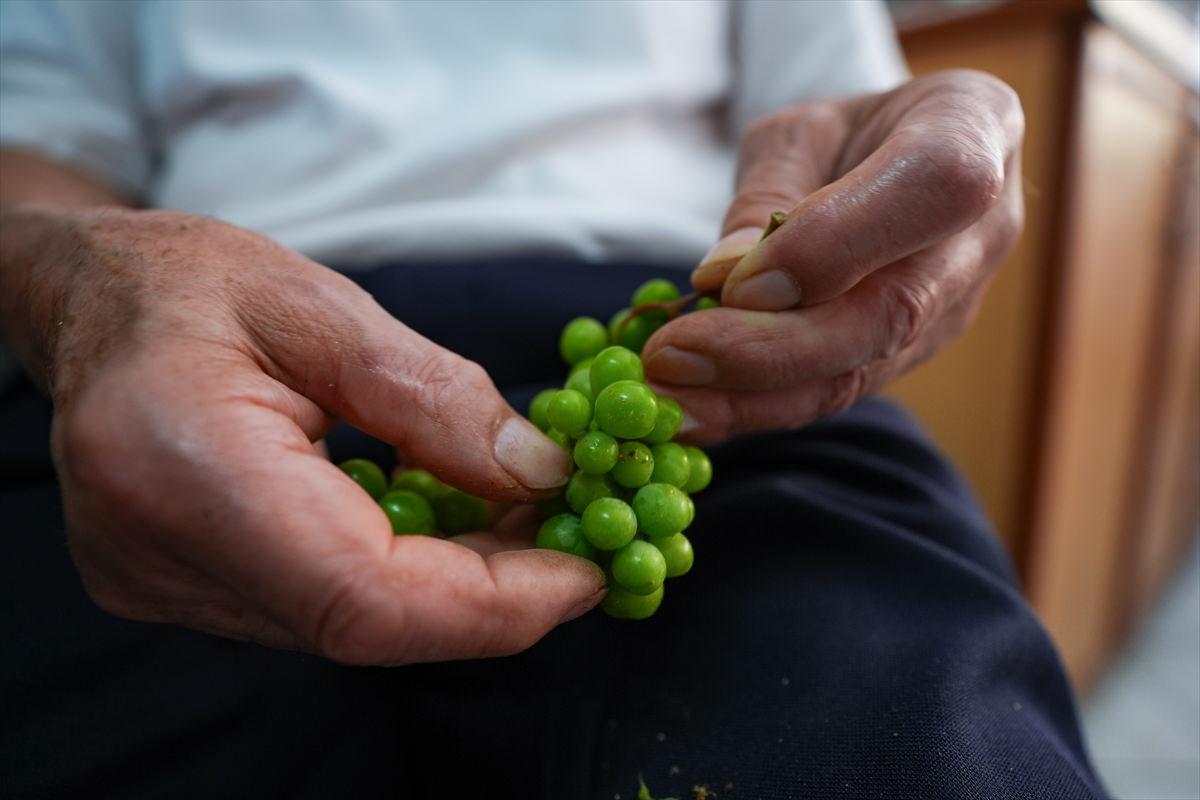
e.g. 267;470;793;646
607;308;659;354
547;428;573;451
565;470;615;514
573;430;619;475
610;441;654;488
593;380;658;439
681;446;712;494
632;482;691;539
559;316;609;366
611;539;667;595
527;388;557;432
379;490;436;535
432;489;489;535
652;533;694;577
649;442;691;488
389;468;447;502
547;389;591;437
536;513;596;559
601;583;664;620
631;278;681;308
537;494;571;520
694;297;720;311
581;497;638;550
339;458;388;500
565;358;593;398
590;346;644;395
682;493;695;530
643;396;683;445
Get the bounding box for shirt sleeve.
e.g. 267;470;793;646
0;0;149;198
731;0;909;132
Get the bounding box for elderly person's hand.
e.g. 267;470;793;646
0;192;603;664
643;70;1024;444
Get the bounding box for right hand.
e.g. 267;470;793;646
2;207;604;664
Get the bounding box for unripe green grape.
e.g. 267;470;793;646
682;493;695;530
681;447;712;494
632;482;691;539
652;533;694;577
565;470;615;514
565;358;593;398
631;278;681;308
611;539;667;595
573;430;619;475
559;316;609;366
379;490;436;535
527;388;557;432
602;583;664;619
581;497;638;550
339;458;387;500
590;346;644;395
608;309;658;354
643;396;683;445
433;489;489;535
593;380;658;439
695;297;720;311
649;442;691;488
547;389;591;437
389;468;447;502
536;513;595;559
547;428;573;451
610;441;654;488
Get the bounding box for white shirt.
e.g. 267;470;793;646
0;0;905;269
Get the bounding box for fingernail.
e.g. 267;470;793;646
645;346;716;386
494;417;572;490
692;227;762;287
725;270;801;311
678;411;701;437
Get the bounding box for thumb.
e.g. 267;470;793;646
691;114;827;292
247;271;572;502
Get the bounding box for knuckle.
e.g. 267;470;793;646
927;137;1005;218
412;353;492;428
312;575;379;665
818;365;867;419
883;279;935;357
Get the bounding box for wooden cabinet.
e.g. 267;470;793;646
890;0;1199;691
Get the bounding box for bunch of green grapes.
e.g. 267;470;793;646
529;278;714;620
337;459;491;537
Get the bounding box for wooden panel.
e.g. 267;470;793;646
1024;25;1187;692
892;14;1081;560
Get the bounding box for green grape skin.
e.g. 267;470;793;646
589;346;644;395
649;442;691;488
682;493;695;530
547;428;573;451
631;278;681;308
581;497;638;550
601;583;664;620
537;494;571;520
547;389;591;437
632;482;691;539
694;297;720;311
611;539;667;595
565;358;593;398
652;533;694;577
559;316;609;366
536;513;596;559
379;490;436;535
527;388;557;432
339;458;388;500
573;430;619;475
643;396;683;445
565;470;615;514
389;468;447;502
607;308;659;354
681;446;712;494
593;380;658;439
610;441;654;488
432;489;490;535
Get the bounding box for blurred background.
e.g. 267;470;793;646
885;0;1198;797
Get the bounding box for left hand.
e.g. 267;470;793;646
642;69;1025;444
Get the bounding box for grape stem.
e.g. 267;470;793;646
617;210;788;339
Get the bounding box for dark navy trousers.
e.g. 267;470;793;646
0;260;1106;799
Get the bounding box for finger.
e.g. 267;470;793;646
720;89;1018;311
238;268;572;501
646;231;988;392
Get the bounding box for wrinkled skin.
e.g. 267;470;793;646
644;70;1025;444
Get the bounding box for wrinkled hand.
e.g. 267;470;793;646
643;70;1025;443
10;208;603;664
